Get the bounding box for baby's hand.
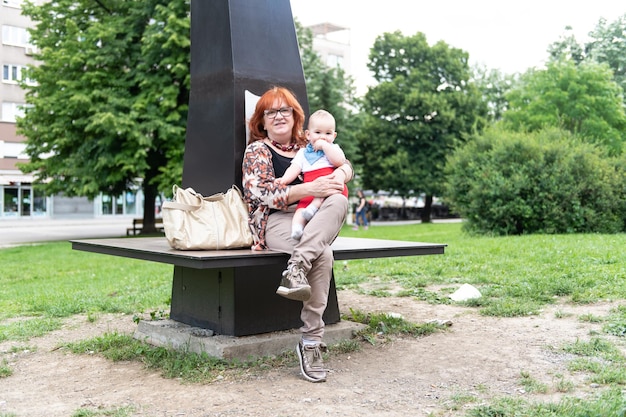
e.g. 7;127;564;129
313;140;328;151
275;177;284;185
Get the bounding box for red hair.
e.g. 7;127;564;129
247;86;306;147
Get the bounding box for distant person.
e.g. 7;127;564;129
276;109;348;240
353;189;369;230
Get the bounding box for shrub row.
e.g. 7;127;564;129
444;127;626;235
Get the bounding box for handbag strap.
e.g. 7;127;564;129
231;185;245;198
162;201;201;211
205;192;225;202
164;184;244;209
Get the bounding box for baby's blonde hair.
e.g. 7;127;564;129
307;109;335;129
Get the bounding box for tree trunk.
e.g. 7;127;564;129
420;194;433;223
400;197;407;220
140;181;158;234
140;141;167;235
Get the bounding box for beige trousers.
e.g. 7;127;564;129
265;193;348;342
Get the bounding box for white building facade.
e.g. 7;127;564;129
308;22;351;76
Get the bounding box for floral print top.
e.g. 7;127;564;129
242;141;294;250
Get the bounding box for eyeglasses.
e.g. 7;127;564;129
264;107;293;119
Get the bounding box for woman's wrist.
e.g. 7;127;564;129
288;181;315;203
339;164;353;182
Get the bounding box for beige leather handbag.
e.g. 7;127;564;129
161;185;253;250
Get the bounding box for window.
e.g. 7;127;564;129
2;0;23;8
100;195;111;214
101;192;139;216
33;189;47;215
326;53;344;68
2;64;27;84
3;187;18;216
1;102;25;122
21;187;31;216
3;141;27;158
1;25;30;47
125;191;137;215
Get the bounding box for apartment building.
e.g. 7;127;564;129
1;0;148;219
308;22;351;74
1;2;349;220
1;0;41;217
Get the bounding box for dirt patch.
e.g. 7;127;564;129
0;290;621;417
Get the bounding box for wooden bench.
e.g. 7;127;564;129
71;236;446;336
126;218;164;236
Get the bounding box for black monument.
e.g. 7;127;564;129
169;0;339;336
182;0;310;194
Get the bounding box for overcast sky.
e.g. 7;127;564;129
290;1;625;95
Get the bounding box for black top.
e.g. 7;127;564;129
266;144;302;215
266;144;302;185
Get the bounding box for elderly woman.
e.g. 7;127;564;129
241;86;353;383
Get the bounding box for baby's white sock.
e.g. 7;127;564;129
302;205;318;221
291;224;304;240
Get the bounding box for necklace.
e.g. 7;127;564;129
269;139;297;152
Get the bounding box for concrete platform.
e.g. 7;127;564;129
134;319;366;360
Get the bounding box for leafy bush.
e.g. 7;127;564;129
444;127;625;235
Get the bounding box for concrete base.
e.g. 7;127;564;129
134;319;366;360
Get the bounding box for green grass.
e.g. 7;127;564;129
3;224;625;322
467;387;626;417
519;370;549;394
338;222;626;316
0;242;172;320
345;308;444;345
604;305;626;337
0;359;12;378
70;406;135;417
2;223;626;416
58;309;442;384
62;332;241;383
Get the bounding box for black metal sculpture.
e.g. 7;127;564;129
182;0;309;194
171;0;338;336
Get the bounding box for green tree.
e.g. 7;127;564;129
586;14;626;94
18;0;190;232
472;65;517;122
548;15;626;96
547;26;586;64
357;31;487;221
503;60;626;156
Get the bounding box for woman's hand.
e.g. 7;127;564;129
286;172;343;204
306;161;352;196
309;172;345;197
